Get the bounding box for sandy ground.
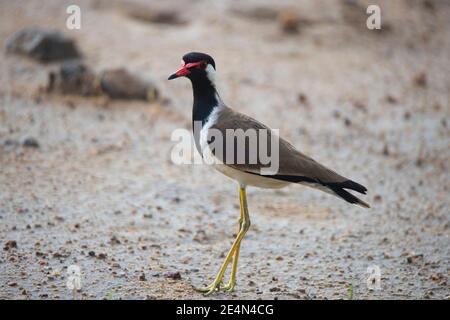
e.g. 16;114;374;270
0;0;449;300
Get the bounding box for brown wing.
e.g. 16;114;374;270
209;107;369;207
210;107;346;183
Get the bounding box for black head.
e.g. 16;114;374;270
168;52;216;81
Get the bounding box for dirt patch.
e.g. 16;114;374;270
0;0;449;299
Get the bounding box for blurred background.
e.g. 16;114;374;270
0;0;449;299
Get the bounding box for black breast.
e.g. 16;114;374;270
191;76;219;155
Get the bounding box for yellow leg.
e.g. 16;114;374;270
195;187;250;295
221;187;247;291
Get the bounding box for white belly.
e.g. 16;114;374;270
213;164;290;189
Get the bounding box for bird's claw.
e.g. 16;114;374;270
221;282;236;292
194;281;235;295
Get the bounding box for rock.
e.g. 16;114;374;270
415;144;425;167
4;240;17;250
422;0;435;11
406;253;424;265
298;93;308;104
139;273;146;281
333;110;341;119
404;111;411;120
353;101;367;112
97;253;107;259
53;250;70;259
386;95;398;104
383;252;392;259
344;118;352;127
100;68;158;101
278;10;302;34
164;271;181;280
341;0;392;33
230;6;279;21
110;235;121;245
5;28;81;62
23;137;40;148
413;72;427;87
128;7;187;26
430;273;445;283
192;230;208;242
47;61;100;96
4;139;19;147
341;0;366;27
382;143;390;156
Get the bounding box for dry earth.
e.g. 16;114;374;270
0;0;449;299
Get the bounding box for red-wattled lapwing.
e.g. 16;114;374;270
168;52;369;295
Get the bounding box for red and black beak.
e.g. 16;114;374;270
168;61;205;80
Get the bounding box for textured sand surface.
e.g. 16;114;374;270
0;0;449;299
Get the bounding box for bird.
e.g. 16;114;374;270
168;52;369;295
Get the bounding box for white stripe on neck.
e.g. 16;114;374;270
199;104;223;155
205;64;216;86
198;64;223;158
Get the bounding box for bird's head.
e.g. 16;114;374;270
168;52;216;85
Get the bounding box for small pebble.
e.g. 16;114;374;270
4;240;17;250
164;271;181;280
23;138;40;148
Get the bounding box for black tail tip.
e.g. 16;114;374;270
326;182;370;208
340;180;368;194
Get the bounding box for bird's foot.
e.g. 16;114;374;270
194;281;222;296
194;278;236;295
220;280;236;292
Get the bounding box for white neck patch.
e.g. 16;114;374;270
205;64;216;86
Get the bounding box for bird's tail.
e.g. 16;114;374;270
246;171;370;208
325;180;370;208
